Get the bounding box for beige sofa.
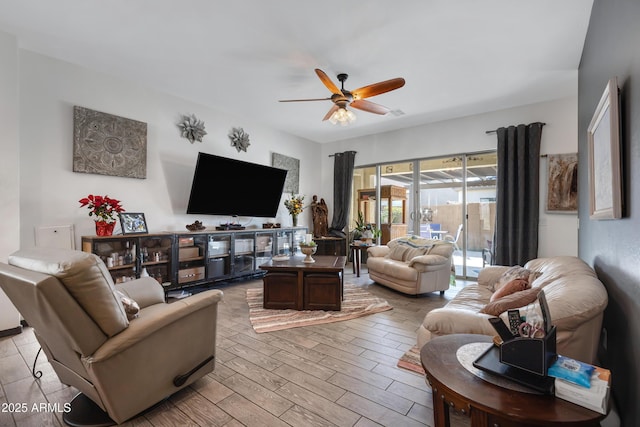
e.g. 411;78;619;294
417;256;608;364
366;236;454;295
0;247;223;425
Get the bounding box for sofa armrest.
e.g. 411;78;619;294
477;265;511;291
89;289;223;362
424;307;497;336
367;245;389;257
408;254;449;272
115;277;166;308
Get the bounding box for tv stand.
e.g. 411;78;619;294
82;227;308;295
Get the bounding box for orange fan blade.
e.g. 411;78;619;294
350;99;390;115
315;69;343;95
352;77;405;100
322;104;339;121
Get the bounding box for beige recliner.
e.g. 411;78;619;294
0;247;223;425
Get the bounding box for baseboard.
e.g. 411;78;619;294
0;325;23;337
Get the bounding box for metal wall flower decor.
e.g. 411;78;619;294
177;114;207;143
228;127;250;152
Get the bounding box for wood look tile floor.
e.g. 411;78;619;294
0;266;471;427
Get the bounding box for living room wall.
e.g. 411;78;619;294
14;49;319;250
578;0;640;425
0;31;21;332
321;95;580;258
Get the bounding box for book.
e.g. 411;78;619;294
554;364;611;415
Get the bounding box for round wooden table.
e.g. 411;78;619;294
420;334;605;427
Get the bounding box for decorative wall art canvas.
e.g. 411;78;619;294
73;106;147;179
272;153;299;193
546;153;578;213
587;77;622;220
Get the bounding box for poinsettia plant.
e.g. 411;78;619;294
79;195;125;223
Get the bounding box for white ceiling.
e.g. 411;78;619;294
0;0;593;143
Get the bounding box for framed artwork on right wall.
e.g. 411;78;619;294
587;77;622;220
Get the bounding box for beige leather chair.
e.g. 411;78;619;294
366;236;454;295
0;247;223;425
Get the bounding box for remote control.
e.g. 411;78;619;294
507;309;523;335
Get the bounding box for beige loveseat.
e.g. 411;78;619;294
366;236;454;295
417;256;608;364
0;247;223;425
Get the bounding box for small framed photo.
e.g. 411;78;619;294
119;212;148;235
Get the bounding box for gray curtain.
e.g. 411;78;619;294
494;123;543;266
328;151;357;238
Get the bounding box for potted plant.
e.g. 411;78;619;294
79;194;125;236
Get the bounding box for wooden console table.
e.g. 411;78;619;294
259;255;346;311
313;237;346;256
420;334;605;427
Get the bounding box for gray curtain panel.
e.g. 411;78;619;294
494;123;544;266
328;151;357;238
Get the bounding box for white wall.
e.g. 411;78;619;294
11;46;578;260
320;95;579;258
17;51;319;250
0;31;22;332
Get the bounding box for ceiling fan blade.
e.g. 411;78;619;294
279;98;331;102
352;77;406;100
350;99;390;115
315;69;343;95
322;104;340;121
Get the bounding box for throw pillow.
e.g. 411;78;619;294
490;278;530;302
387;245;409;261
404;246;429;261
494;266;540;292
480;287;540;316
115;290;140;320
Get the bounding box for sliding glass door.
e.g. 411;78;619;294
350;152;496;279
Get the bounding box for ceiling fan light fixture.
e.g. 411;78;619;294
329;107;356;126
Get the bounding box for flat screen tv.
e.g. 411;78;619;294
186;152;287;218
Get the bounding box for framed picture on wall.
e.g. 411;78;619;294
587;77;622;220
119;213;148;234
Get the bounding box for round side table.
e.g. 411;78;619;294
349;244;374;277
420;334;605;427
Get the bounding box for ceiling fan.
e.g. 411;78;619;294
279;69;405;124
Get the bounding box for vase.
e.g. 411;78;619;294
292;214;298;227
95;221;115;236
299;245;317;263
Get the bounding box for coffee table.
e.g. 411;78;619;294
259;255;346;311
420;334;605;427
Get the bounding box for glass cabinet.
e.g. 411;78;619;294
82;227;307;293
207;234;231;281
139;234;174;287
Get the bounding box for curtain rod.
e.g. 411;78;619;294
328;151;357;157
485;122;546;135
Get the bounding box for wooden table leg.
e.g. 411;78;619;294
351;247;356;274
432;391;450;427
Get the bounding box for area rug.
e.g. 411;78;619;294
397;345;425;375
246;283;393;333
